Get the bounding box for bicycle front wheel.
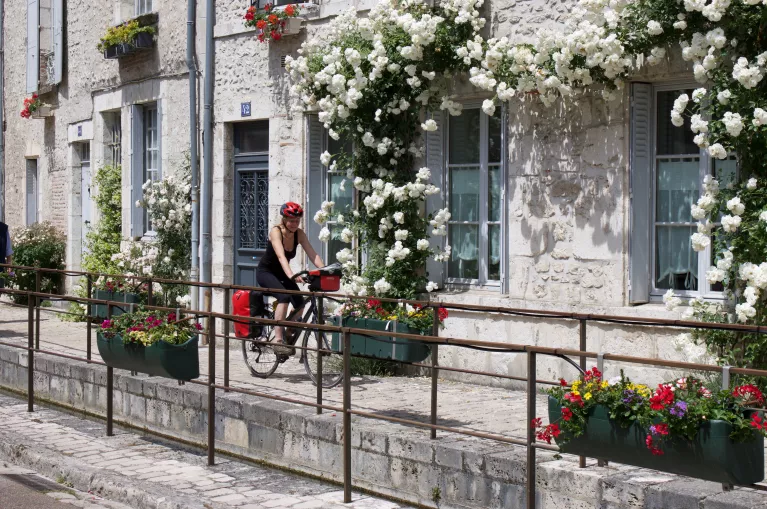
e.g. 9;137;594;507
302;324;344;388
241;315;280;378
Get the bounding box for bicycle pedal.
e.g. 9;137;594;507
277;354;290;363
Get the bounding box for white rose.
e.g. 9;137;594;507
394;229;409;241
717;90;731;105
482;99;496;116
318;227;331;242
373;278;391;295
417;239;430;250
753;108;767;126
708;143;727;159
663;289;681;311
320;151;332;166
691;204;707;220
726;197;745;216
421;119;438;132
340;228;354;243
426;281;439;292
647;20;664;35
393;212;405;224
748;178;759;190
692;88;706;102
721;214;742;233
691;232;711;251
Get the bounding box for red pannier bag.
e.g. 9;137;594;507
307;264;342;292
232;290;265;338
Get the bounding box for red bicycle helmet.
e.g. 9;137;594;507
280;202;304;218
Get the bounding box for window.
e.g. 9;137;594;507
135;0;153;15
130;102;161;237
143;105;160;232
105;112;122;166
630;84;736;302
26;159;39;225
445;107;503;286
324;136;354;265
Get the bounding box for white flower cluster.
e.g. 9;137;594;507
663;289;682;311
385;241;411;266
430;208;451;236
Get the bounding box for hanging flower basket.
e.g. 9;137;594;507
97;310;201;380
98;20;156;60
93;289;141;319
534;369;767;486
330;316;431;363
548;397;764;485
243;3;302;43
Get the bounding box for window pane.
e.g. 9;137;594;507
714;156;737;187
449;166;479;221
488;224;500;281
328;136;353;156
655;225;698;291
656;158;699;223
327;225;345;265
234;121;269;154
488;164;501;222
329;174;352;213
488;112;502;163
449;109;480;164
656;90;697;155
448;224;479;279
709;227;726;292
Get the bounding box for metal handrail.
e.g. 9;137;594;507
1;265;766;507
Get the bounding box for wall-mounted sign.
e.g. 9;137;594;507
241;102;251;117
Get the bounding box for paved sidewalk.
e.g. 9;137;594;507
0;392;411;509
0;300;541;442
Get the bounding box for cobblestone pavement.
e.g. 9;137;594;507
0;393;412;509
0;300;546;441
0;464;135;509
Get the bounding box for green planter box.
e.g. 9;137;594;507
96;332;200;381
93;290;141;319
330;316;431;363
548;396;764;485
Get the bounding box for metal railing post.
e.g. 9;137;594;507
106;302;113;436
342;329;352;503
224;288;230;393
34;268;41;350
86;275;92;360
316;295;324;414
208;316;216;466
27;296;34;412
578;318;587;469
526;350;536;509
430;306;440;439
147;278;153;306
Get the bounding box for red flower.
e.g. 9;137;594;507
284;4;295;16
272;29;281;41
256;19;267;30
645;433;664;455
437;307;448;321
263;3;272;11
561;407;573;421
375;307;386;316
651;423;669;436
564;392;584;407
733;384;765;406
167;313;176;322
751;415;764;431
194;322;203;331
531;417;542;429
584;367;602;382
559;378;568;387
535;423;561;444
244;10;254;20
257;33;265;42
366;299;381;309
268;14;278;25
649;385;674;410
32;93;38;99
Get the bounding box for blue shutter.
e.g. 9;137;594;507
26;0;39;93
130;105;145;238
425;111;445;287
26;160;38;225
629;83;653;304
52;0;63;85
306;115;324;261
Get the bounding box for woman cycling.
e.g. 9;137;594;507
257;202;324;353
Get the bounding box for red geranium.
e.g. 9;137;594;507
559;378;568;387
284;4;295;16
263;3;272;11
268;14;278;24
752;415;765;431
733;384;765;406
256;19;267;30
437;307;448;321
244;5;255;20
564;392;584;407
649;385;674;410
561;407;573;421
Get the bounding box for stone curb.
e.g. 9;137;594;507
0;427;225;509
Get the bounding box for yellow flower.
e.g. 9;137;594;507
601;381;608;389
571;390;580;396
571;380;582;390
584;392;592;400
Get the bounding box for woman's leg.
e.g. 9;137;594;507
273;301;289;342
257;270;292;345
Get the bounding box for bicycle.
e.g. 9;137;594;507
240;264;345;388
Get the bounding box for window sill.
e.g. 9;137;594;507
429;289;695;322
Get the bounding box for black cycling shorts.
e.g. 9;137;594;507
256;269;304;310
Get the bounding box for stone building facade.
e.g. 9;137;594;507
2;0;713;384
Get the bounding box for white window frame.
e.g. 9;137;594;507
444;103;506;289
105;112;122;167
26;158;40;226
648;83;732;302
135;0;153;15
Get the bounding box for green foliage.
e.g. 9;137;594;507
97;19;155;52
83;164;122;275
5;222;66;305
100;308;201;346
348;356;397;377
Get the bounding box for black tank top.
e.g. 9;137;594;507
257;227;298;275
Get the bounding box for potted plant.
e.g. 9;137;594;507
92;276;145;319
243;3;301;43
20;94;52;119
533;368;765;485
97;20;156;59
97;309;201;380
329;299;447;362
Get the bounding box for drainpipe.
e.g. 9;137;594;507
0;0;4;223
187;0;199;310
201;0;215;312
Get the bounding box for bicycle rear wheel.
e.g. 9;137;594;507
241;312;280;378
302;319;344;388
